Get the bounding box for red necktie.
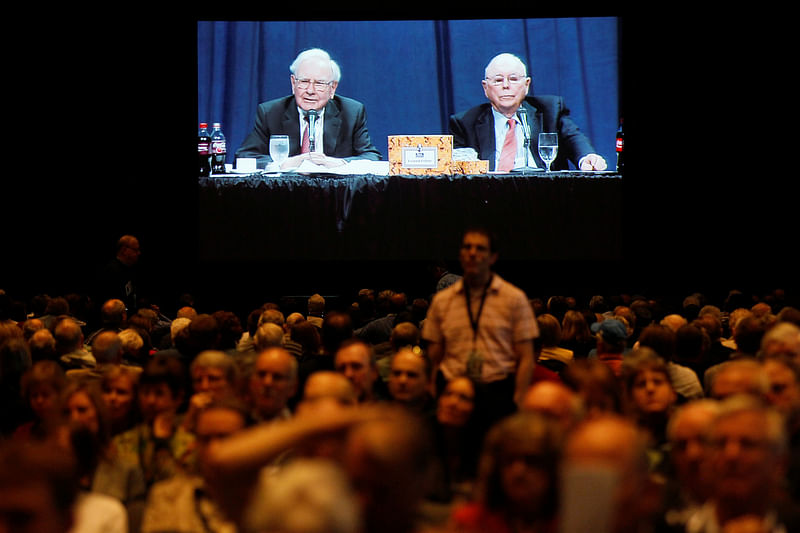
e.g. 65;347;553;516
497;118;516;172
301;117;310;154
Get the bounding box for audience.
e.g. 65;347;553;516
447;411;563;533
559;309;595;359
589;318;628;377
388;347;436;417
620;348;678;477
2;278;799;533
334;338;384;404
428;376;482;504
100;365;141;436
662;399;721;529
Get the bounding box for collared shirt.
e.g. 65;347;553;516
421;274;538;382
685;502;787;533
298;107;325;153
141;474;237;533
491;107;537;170
539;345;574;365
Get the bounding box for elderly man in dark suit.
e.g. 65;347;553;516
236;48;382;169
449;52;606;172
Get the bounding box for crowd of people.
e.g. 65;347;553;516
1;230;800;533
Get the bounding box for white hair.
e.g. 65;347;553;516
712;394;788;455
118;328;143;352
190;350;237;383
484;53;528;78
170;317;191;343
290;48;341;82
254;323;284;351
761;322;800;357
244;458;361;533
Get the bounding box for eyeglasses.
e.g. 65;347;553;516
486;75;527;86
294;77;333;91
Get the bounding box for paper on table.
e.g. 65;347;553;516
293;159;390;176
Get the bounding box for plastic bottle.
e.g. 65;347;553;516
198;122;211;177
210;122;227;174
615;118;624;173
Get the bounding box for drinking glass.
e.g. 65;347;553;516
269;135;290;169
538;133;559;172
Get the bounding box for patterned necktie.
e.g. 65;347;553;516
301;116;310;154
497;118;516;172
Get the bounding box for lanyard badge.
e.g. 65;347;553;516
464;276;493;380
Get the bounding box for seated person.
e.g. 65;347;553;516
113;355;195;489
235;48;382;169
449;52;606;172
140;398;251;533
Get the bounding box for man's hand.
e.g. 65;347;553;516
579;153;608;171
308;153;346;168
281;153;346;169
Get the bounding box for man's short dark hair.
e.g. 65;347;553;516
461;226;498;254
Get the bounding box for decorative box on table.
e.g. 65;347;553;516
453;160;490;174
388;135;454;176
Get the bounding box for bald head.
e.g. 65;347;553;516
249;347;298;420
484;52;528;78
660;314;688;333
565;414;647;471
563;415;653;533
53;318;83;354
91;331;122;365
100;299;126;323
301;371;357;407
521;381;583;430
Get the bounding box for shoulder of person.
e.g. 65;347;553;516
259;95;296;113
330;94;366;112
525;95;565;113
452;102;493;122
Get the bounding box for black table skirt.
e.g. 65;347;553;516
197;172;623;264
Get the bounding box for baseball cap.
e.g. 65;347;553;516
590;319;628;342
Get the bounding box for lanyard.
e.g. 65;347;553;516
464;275;493;342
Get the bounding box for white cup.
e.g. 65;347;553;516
235;158;258;173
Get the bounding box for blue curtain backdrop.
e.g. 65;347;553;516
197;18;618;168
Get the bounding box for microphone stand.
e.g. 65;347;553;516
307;110;318;153
511;107;540;175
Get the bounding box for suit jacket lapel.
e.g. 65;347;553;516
281;102;302;156
323;98;341;156
476;108;496;170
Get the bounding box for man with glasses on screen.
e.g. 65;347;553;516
449;53;607;172
235;48;382;169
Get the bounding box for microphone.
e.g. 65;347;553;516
516;106;533;171
517;106;530;142
307;109;318;152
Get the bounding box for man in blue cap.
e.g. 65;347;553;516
590;319;629;377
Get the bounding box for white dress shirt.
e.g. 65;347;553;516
491;107;537;170
298;107;325;153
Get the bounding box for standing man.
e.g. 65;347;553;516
449;52;606;172
422;227;538;427
97;235;142;312
236;48;382;169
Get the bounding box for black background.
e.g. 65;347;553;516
4;11;795;319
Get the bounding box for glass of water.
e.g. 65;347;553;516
269;135;290;169
538;133;558;172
